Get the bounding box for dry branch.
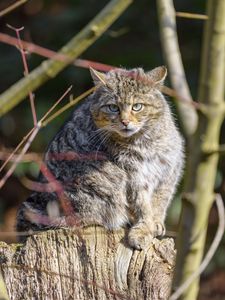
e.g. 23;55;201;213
156;0;198;137
0;0;133;117
0;227;175;300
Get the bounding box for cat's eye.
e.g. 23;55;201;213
108;104;119;113
132;103;143;111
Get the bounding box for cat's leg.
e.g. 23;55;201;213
149;173;179;238
150;187;174;238
127;174;179;249
127;188;156;250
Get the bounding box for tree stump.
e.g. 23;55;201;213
0;226;176;300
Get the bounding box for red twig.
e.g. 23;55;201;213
0;31;203;109
39;162;79;226
21;176;58;193
7;24;37;126
75;58;114;72
0;32;114;72
0;149;106;164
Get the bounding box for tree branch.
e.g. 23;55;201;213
0;0;133;117
156;0;198;138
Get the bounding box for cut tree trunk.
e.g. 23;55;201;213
0;226;175;300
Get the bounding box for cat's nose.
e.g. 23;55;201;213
121;119;130;126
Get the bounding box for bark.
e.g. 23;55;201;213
173;1;225;299
0;227;176;300
0;0;133;117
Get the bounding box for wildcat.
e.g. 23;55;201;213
16;66;184;250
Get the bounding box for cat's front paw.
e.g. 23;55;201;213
128;222;154;250
153;221;166;237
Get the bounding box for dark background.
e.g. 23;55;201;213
0;1;224;298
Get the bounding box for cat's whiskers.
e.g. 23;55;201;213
87;128;109;147
94;130;112;161
87;126;113;160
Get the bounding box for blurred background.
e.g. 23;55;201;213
0;1;224;299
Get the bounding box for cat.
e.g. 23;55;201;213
16;66;184;250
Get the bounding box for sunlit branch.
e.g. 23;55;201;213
0;0;133;117
0;0;28;18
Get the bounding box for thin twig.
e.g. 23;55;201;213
0;128;35;173
176;12;208;20
0;32;114;72
0;123;41;189
7;24;37;126
39;85;73;123
21;176;59;192
0;149;41;163
42;86;97;127
0;32;203;113
0;147;106;164
170;194;225;300
39;163;74;218
0;86;72;186
0;0;133;116
0;228;125;237
3;262;130;300
0;0;28;18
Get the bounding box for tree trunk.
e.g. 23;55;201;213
173;1;225;298
0;226;175;300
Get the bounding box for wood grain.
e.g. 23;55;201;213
0;226;175;300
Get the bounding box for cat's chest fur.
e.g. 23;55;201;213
110;142;171;192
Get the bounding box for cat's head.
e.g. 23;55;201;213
90;66;167;139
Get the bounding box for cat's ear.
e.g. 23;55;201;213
147;66;167;85
90;67;107;86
